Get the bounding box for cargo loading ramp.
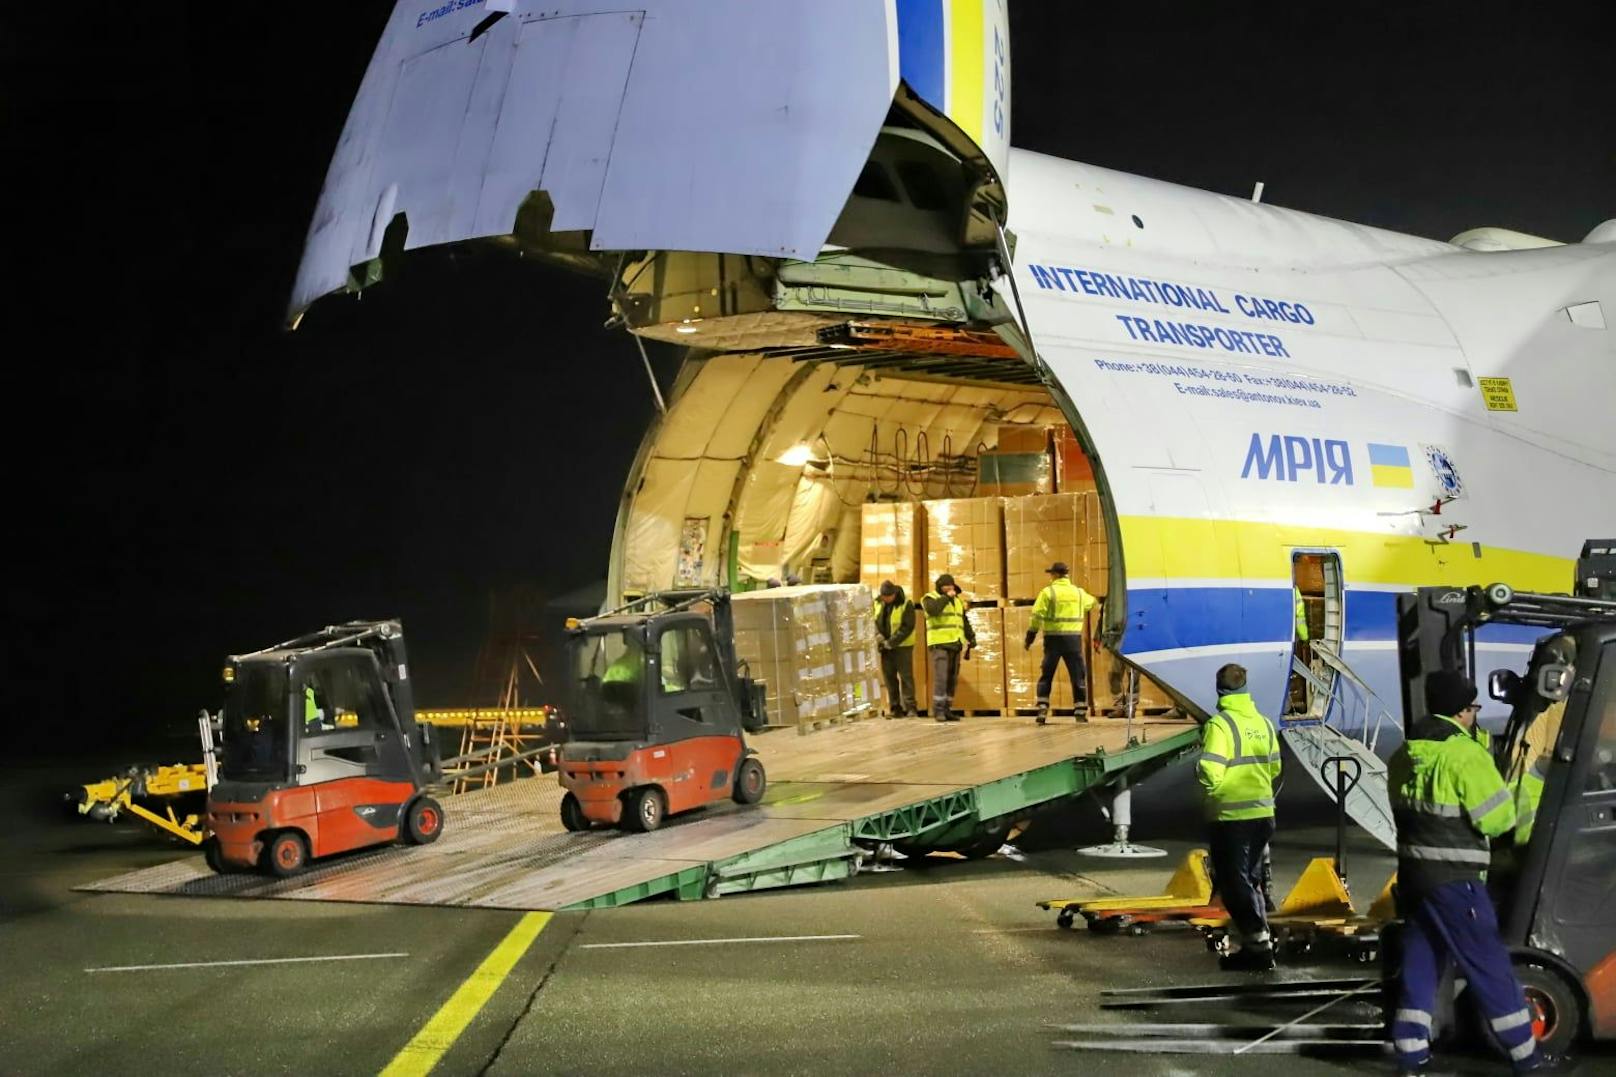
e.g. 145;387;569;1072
80;718;1197;912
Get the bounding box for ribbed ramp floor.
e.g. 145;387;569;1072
79;717;1197;911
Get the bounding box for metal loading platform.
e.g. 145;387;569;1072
78;718;1197;912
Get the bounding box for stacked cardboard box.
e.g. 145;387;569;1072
860;502;926;597
1004;493;1083;600
823;584;885;717
952;605;1005;712
731;585;882;730
1003;605;1085;712
996;424;1053;454
1003;491;1108;600
924;497;1004;601
1053;425;1095;491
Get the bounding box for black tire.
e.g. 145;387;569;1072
954;818;1014;860
404;796;444;845
560;792;589;832
1087;915;1124;935
1056;909;1076;930
623;787;666;832
202;837;227;874
732;757;767;805
262;831;308;878
1483;963;1582;1059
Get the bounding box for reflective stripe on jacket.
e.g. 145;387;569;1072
1197;692;1282;821
1388;713;1515;897
1031;577;1097;636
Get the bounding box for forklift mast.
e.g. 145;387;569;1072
1394;584;1616;733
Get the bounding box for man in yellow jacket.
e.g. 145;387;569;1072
1022;562;1098;724
1199;663;1283;971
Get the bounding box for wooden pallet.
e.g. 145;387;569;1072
795;707;878;735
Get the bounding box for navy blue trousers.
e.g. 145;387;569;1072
1036;634;1086;705
1392;879;1538;1071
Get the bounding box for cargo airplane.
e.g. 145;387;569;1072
286;1;1614;841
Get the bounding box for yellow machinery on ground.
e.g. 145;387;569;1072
73;763;212;845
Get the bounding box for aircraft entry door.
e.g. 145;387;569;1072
1288;551;1343;719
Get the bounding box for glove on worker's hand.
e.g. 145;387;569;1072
963;646;973;661
1024;630;1037;651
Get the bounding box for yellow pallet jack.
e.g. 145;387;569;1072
1041;756;1398;956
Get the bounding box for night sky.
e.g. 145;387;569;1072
8;2;1610;754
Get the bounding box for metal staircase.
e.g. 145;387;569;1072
1281;640;1400;851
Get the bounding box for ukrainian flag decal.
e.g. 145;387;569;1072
1368;443;1414;488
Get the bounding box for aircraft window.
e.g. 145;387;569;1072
852;162;900;203
896;162;950;211
1131;214;1144;229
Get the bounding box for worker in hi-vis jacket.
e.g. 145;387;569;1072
922;574;974;722
1022;561;1098;724
1388;670;1541;1075
1198;662;1283;972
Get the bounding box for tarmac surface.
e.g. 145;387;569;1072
5;754;1610;1076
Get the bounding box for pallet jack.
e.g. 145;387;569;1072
1039;754;1395;962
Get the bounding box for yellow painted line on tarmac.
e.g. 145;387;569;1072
379;911;551;1077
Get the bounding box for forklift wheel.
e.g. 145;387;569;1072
263;831;308;878
732;758;767;805
1483;963;1582;1058
560;792;589;832
202;837;227;874
404;796;444;845
624;787;666;832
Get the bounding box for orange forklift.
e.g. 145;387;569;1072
206;620;445;876
558;590;769;832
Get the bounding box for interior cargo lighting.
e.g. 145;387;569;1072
675;319;701;334
222;666;235;684
778;443;814;467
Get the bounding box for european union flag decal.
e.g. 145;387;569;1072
1368;443;1414;488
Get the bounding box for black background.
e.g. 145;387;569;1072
6;1;1610;754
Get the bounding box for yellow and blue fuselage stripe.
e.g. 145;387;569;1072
1116;515;1571;655
896;0;986;145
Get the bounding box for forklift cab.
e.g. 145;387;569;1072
209;621;444;876
1397;585;1616;1051
559;593;766;832
568;614;736;746
1489;621;1616;1046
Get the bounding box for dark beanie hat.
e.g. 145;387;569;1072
936;573;957;591
1427;670;1477;716
1215;663;1247;695
879;580;897;597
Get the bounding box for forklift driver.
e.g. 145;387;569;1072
601;637;646;708
302;679;330;731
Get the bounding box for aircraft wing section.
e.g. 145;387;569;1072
291;0;898;317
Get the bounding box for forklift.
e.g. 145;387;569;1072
1394;582;1616;1054
557;590;769;832
206;620;445;876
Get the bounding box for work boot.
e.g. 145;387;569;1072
1218;946;1276;972
934;707;948;723
1035;703;1049;725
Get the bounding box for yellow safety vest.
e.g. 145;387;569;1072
1197;693;1283;821
924;592;967;646
872;598;916;649
1031;577;1097;636
1294;588;1309;642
